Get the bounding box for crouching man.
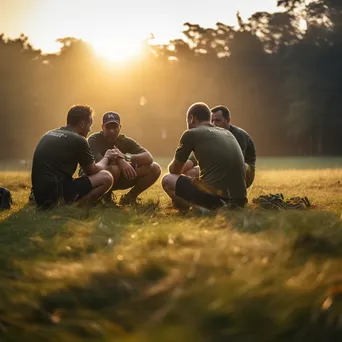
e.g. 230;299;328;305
31;105;116;209
84;112;161;205
162;102;247;211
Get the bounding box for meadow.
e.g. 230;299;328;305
1;157;342;341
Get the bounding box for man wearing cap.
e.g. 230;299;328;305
85;111;161;205
31;105;116;208
182;105;256;188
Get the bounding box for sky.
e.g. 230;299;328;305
0;0;281;59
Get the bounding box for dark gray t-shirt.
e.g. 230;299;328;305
87;132;146;162
189;125;256;169
175;124;246;201
31;127;94;190
229;125;256;169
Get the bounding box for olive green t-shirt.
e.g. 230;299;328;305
175;124;246;201
87;132;146;162
31;127;94;190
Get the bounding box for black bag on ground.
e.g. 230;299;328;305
252;193;311;210
0;187;12;210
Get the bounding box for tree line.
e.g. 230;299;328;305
1;0;341;159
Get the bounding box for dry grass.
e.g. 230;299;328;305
1;159;342;341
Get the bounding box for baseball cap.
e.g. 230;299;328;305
102;112;120;126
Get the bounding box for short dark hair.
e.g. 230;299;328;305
211;105;230;120
67;105;94;126
187;102;211;122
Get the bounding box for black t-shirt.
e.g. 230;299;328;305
31;127;94;190
229;125;256;169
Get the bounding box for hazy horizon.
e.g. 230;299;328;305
1;0;280;57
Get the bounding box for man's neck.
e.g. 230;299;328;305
102;132;119;146
197;121;211;127
66;125;77;133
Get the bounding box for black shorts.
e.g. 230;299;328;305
175;175;245;210
34;177;92;208
113;174;137;190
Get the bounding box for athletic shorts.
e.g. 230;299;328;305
33;177;92;209
175;175;246;210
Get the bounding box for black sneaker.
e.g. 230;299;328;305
119;194;141;206
28;188;35;204
172;199;190;214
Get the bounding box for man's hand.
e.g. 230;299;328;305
104;149;118;162
168;159;184;175
113;147;125;160
118;159;137;180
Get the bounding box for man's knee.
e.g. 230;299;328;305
107;164;121;180
185;166;199;178
137;162;161;179
161;173;171;191
99;170;114;189
151;162;162;178
162;173;179;192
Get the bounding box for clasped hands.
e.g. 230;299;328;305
104;147;125;162
104;148;137;180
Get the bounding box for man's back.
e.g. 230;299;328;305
32;127;93;189
229;125;256;169
176;124;246;202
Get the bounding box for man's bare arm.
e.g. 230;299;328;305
82;158;108;176
168;159;184;175
182;160;195;174
114;148;153;166
82;150;117;176
131;151;153;165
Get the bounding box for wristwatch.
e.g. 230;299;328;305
124;153;132;162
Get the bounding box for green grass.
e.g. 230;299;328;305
1;158;342;341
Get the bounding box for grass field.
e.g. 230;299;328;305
1;158;342;341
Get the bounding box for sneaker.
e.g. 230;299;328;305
172;199;190;214
28;188;35;204
102;191;116;204
119;194;141;206
191;206;210;215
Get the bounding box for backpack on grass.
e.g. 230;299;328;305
0;187;12;210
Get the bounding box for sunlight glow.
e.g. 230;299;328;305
299;18;308;31
92;37;143;62
0;0;281;59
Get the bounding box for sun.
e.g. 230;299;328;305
298;18;308;32
92;37;143;62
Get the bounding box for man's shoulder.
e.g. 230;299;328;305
117;134;138;144
183;125;223;139
180;129;195;140
230;125;250;138
118;133;131;140
45;127;81;141
195;125;229;137
88;131;103;141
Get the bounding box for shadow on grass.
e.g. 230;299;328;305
197;289;342;342
0;200;148;340
0;203;133;265
8;256;342;342
0;257;169;341
194;208;342;265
